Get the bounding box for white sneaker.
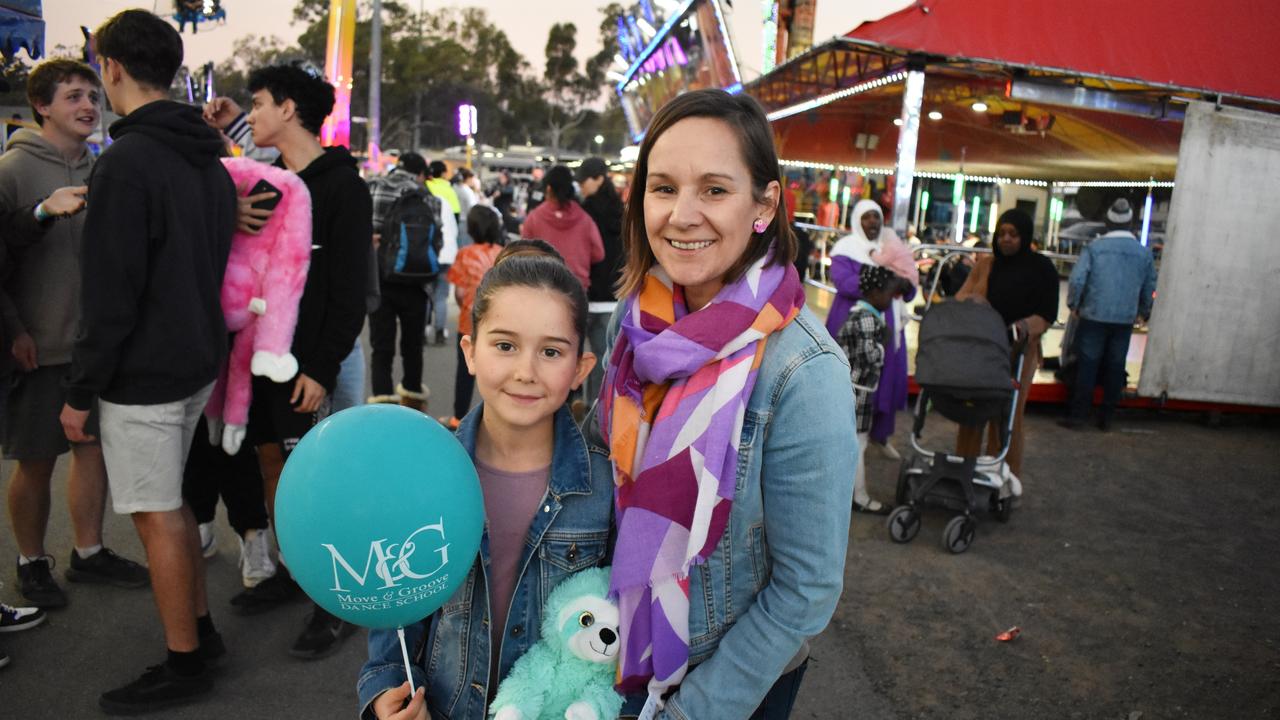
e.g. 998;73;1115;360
873;440;902;461
198;522;218;559
239;528;278;588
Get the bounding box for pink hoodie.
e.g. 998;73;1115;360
520;200;604;291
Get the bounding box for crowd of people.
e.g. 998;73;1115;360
0;7;1160;718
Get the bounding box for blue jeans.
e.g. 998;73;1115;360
429;266;452;333
331;339;365;414
1069;318;1132;420
749;660;809;720
583;310;611;405
619;661;809;720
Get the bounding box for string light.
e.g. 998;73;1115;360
1054;180;1175;188
779;159;895;176
779;163;1170;189
766;72;908;122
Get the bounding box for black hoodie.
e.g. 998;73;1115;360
67;100;235;409
582;189;624;303
284;146;371;392
987;209;1060;327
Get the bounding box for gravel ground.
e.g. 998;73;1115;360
3;319;1277;719
793;406;1280;720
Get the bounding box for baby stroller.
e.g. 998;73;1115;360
887;300;1024;554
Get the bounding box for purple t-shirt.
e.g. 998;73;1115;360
475;458;549;681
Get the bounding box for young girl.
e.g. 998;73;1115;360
358;254;615;720
439;205;506;429
836;264;903;515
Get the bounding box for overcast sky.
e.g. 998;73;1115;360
44;1;909;79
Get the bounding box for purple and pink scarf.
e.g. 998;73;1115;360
599;252;805;705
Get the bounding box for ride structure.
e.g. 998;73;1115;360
319;0;356;149
745;0;1280;411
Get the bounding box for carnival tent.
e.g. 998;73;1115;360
749;0;1280;180
847;0;1279;104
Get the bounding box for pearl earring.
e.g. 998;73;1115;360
752;218;767;233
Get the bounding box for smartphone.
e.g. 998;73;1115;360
249;178;282;212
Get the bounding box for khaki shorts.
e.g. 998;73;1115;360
99;383;214;514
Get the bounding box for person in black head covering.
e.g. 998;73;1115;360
986;208;1060;330
955;208;1059;477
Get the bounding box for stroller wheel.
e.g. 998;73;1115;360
887;506;921;543
942;515;976;554
895;459;912;506
994;497;1013;524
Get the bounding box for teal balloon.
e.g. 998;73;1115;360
275;404;483;629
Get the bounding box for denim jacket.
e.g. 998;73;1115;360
357;405;617;720
595;305;858;719
1067;231;1157;324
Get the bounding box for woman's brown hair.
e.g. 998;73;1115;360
616;89;795;298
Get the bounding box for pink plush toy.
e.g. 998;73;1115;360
205;157;312;454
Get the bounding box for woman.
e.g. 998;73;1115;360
577;156;625;405
595;89;857;719
955;208;1059;476
825;200;918;462
519;164;604;294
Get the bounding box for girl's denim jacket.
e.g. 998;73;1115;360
593;306;858;719
357;405;617;720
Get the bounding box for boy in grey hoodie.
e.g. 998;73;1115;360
0;58;148;611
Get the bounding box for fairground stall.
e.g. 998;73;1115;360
613;0;744;143
744;0;1280;411
0;0;43;149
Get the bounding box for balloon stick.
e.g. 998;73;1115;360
397;626;416;695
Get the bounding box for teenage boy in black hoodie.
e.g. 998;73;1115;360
227;63;371;659
57;10;235;714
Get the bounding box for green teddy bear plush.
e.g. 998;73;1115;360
490;567;623;720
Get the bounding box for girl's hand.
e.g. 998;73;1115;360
373;682;428;720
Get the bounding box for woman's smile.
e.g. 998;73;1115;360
666;238;715;252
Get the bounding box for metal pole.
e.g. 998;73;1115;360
412;91;422;151
953;146;966;244
913;181;924;238
891;69;925;239
368;0;382;162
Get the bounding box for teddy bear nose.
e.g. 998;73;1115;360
599;628;617;645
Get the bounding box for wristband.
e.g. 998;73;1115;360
34;201;52;222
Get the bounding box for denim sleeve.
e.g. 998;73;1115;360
1139;254;1157;319
662;350;858;719
1067;246;1091;310
357;622;429;720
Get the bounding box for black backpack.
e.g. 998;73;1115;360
378;186;444;283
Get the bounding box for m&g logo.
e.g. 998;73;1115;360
322;520;450;592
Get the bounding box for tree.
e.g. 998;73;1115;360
211;35;307;105
584;3;629;152
0;53;34;112
183;1;619;154
541;22;597;155
584;3;625;89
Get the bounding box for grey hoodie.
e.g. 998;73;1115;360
0;128;94;366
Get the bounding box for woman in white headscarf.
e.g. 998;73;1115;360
825;199;918;472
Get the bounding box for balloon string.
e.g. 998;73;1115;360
397;626;416;695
